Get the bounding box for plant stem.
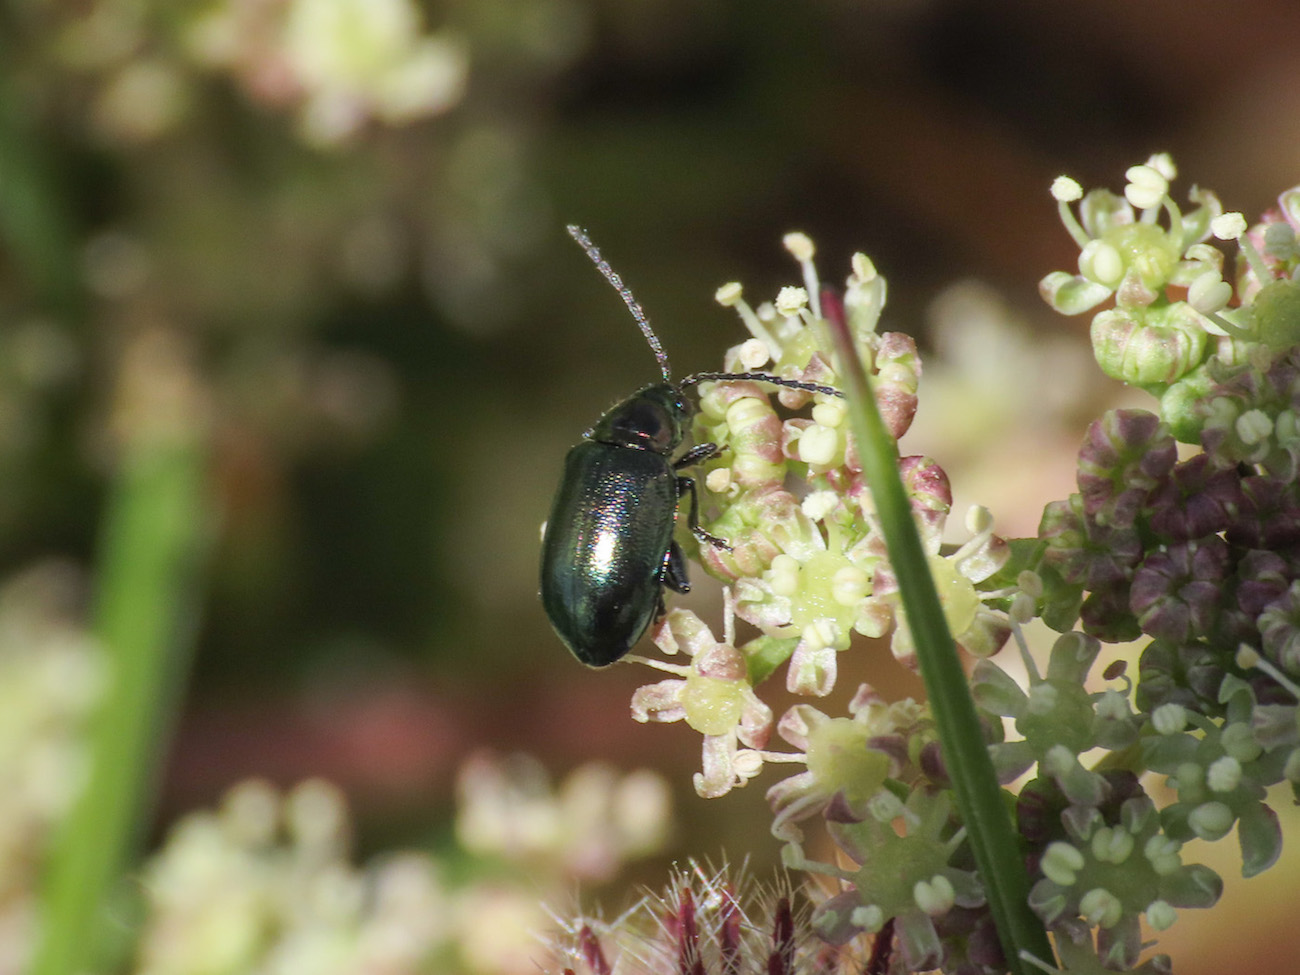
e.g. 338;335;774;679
30;426;210;975
823;289;1054;975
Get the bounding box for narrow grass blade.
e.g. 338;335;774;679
823;289;1053;975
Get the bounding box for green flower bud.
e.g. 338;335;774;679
1249;278;1300;352
1205;755;1242;793
1041;841;1085;886
1079;886;1124;928
1039;271;1113;315
1187;800;1234;840
1146;899;1178;932
1090;825;1135;864
1159;364;1215;443
913;874;956;917
1152;703;1188;735
1143;834;1183;876
1090;306;1208;386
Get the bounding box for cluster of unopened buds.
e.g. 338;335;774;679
591;157;1300;975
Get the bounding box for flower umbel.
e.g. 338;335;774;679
591;164;1300;974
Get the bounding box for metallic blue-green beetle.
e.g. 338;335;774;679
540;226;840;667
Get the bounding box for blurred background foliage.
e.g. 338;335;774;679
4;0;1300;971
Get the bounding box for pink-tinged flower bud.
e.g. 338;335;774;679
718;395;786;487
873;332;921;438
700;486;807;581
899;455;952;544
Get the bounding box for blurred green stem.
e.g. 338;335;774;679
822;289;1054;975
0;58;83;316
31;429;210;975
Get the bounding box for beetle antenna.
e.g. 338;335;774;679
682;371;844;398
567;225;673;383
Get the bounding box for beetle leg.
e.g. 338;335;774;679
676;474;733;552
662;541;691;594
673;441;731;551
674;441;720;469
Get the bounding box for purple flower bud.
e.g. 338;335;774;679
1229;474;1300;550
1039;496;1090;584
1147;455;1243;541
1258;580;1300;675
1137;639;1233;713
1081;586;1142;643
1233;549;1291;618
1077;410;1176;528
919;740;950;788
1201;349;1300;478
1130;538;1229;643
1096;914;1143;972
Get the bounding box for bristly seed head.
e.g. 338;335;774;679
544;862;868;974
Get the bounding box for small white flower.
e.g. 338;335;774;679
1089;825;1134;864
1051;176;1083;202
715;282;743;306
1145;152;1178;180
775;286;808;315
736;337;770;369
913;874;955;916
1188;269;1232;315
1124;164;1169;210
796;424;839;466
782;231;815;262
1079;239;1125;288
1211;211;1248;240
850;252;878;281
1235;408;1273;445
705;467;732;493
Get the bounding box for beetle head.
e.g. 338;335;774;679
589;383;690;453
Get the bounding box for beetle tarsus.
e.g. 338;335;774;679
663;542;691;594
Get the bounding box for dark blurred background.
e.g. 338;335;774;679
4;0;1300;968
